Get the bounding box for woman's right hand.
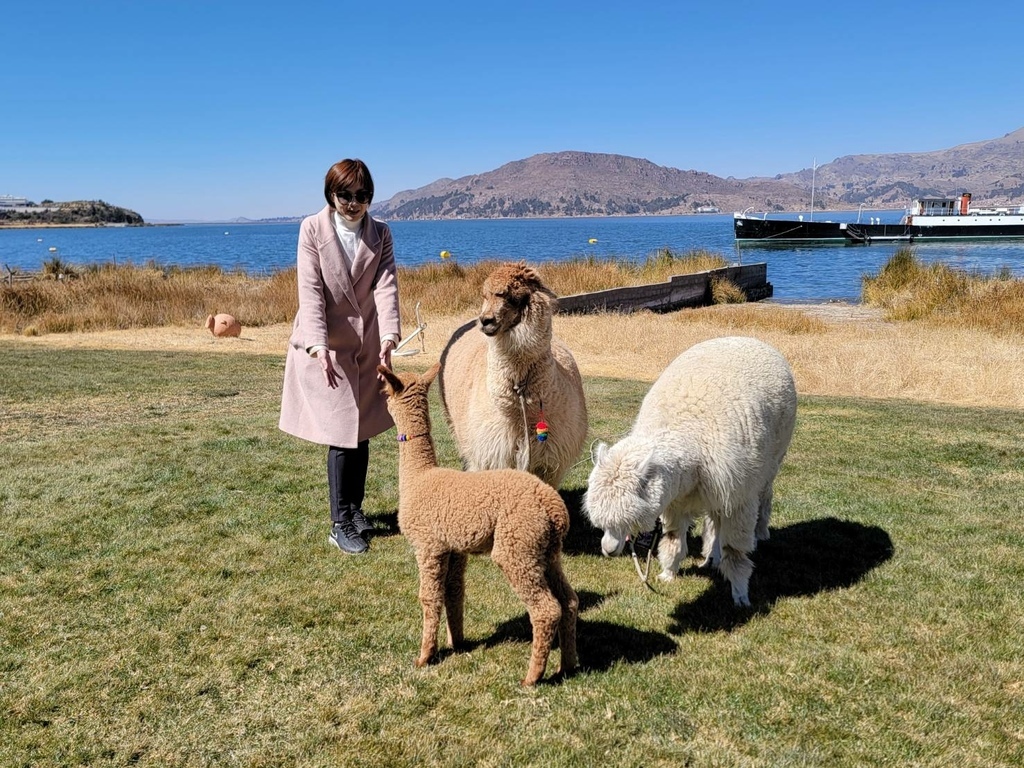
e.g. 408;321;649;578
316;348;340;389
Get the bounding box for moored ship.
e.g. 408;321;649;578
734;193;1024;245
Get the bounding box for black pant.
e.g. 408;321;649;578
327;441;369;524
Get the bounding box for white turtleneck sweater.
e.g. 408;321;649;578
332;210;361;273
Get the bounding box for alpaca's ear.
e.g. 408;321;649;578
593;441;609;465
638;448;657;479
421;362;441;386
520;266;555;299
378;364;403;395
520;266;542;288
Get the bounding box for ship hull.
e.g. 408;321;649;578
734;215;1024;245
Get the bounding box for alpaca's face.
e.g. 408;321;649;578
477;264;544;337
584;440;662;557
382;379;424;426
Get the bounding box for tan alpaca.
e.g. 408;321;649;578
379;362;578;686
438;262;588;489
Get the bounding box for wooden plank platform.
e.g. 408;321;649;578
556;263;771;314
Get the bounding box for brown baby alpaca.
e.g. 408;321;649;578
379;362;578;686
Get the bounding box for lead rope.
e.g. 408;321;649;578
514;382;530;472
627;520;662;587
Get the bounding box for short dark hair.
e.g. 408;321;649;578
324;159;375;206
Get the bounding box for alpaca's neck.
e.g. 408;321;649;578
394;403;438;475
636;432;700;508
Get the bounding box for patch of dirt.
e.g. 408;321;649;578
768;301;888;324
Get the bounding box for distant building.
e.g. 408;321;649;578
0;195;29;207
696;205;721;214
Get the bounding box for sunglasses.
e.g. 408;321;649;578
335;189;372;205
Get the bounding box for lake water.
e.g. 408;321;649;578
3;212;1024;302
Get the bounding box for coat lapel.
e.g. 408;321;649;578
314;206;360;312
351;217;381;287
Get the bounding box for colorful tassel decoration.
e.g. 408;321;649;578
536;419;549;442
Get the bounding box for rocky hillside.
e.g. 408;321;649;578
372;127;1024;220
769;127;1024;208
0;200;144;226
373;152;809;220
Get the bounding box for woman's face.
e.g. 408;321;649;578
333;187;371;222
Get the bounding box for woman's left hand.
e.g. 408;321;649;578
377;339;396;380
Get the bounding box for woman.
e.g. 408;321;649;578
279;159;401;555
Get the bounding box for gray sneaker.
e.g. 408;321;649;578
328;521;368;555
351;508;374;538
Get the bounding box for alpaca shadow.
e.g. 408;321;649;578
559;488;605;555
469;589;676;676
668;517;894;634
367;509;401;539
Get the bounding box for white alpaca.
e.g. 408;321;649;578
438;262;588;489
584;336;797;606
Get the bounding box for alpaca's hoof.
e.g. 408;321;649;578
415;657;431;668
732;592;751;608
657;569;676;583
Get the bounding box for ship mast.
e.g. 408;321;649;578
809;158;817;222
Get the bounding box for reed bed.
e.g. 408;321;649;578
0;250;728;336
863;247;1024;335
4;247;1024;339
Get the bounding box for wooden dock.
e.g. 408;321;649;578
556;263;771;314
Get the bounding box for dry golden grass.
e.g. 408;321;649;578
4;250;1023;410
863;248;1024;335
0;262;298;336
1;251;727;336
9;302;1023;411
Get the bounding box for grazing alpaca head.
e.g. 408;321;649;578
477;262;557;338
586;439;664;556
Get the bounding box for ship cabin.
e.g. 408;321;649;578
910;193;972;217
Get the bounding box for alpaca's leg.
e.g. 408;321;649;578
494;555;561;686
547;555;578;676
444;552;468;649
717;504;757;607
755;483;774;543
415;552;447;667
700;515;721;568
656;514;689;582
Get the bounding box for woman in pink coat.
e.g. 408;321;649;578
279;159;401;555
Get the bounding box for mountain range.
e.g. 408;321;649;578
372;127;1024;220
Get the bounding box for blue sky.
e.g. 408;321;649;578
3;1;1021;221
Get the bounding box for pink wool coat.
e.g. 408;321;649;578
279;206;401;447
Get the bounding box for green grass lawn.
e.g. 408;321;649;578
1;344;1022;767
